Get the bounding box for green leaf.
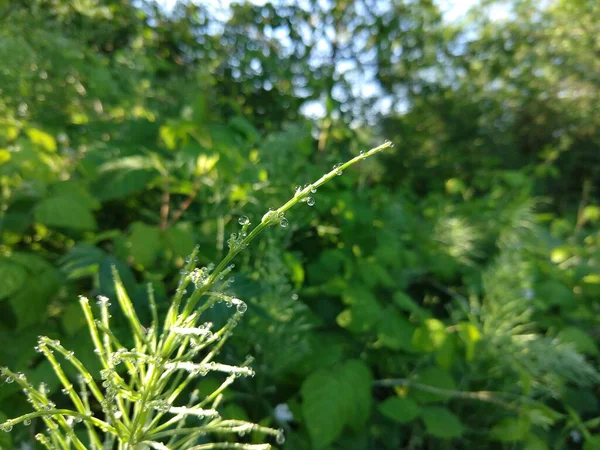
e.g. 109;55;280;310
524;434;549;450
160;124;177;149
584;435;600;450
392;291;426;317
93;169;155;201
34;196;96;230
127;222;162;268
338;360;372;431
0;411;12;449
301;370;347;448
26;128;56;152
412;318;447;352
378;396;420;424
9;269;59;329
195;153;219;176
377;309;415;351
0;149;10;164
337;288;383;333
61;301;88;336
457;322;481;361
301;360;372;448
163;224;195;259
421;406;464;438
0;259;27;300
490;417;530;442
535;280;573;308
556;327;598;355
412;367;456;403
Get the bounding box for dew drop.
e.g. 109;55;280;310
310;186;317;193
384;139;395;148
24;419;31;426
306;197;315;206
333;163;343;175
276;429;285;444
238;215;249;226
280;217;289;228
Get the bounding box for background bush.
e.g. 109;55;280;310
1;0;599;449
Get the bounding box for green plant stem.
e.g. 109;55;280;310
162;141;392;357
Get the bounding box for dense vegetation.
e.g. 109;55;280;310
0;0;599;449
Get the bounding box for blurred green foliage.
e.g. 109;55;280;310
1;0;599;448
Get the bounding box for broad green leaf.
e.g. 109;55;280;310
163;225;195;260
337;289;383;333
556;327;598;355
301;360;372;448
0;260;27;300
378;396;420;424
127;222;162;268
457;322;481;361
52;180;100;211
61;301;88;336
584;435;600;450
26;128;56;152
301;370;347;448
412;367;455;403
421;406;464;438
435;334;456;369
9;269;59;329
338;360;372;431
392;291;426;317
535;280;573;308
34;196;96;230
377;309;415;351
490;417;530;442
524;434;549;450
412;318;446;352
9;251;54;273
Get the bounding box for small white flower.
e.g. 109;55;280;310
274;403;293;423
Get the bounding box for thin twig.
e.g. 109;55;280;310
167;179;202;227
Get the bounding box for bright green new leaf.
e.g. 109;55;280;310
26;128;57;152
195;153;219;176
421;406;464;438
0;149;10;164
457;322;481;361
412;318;446;352
378;396;420;424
